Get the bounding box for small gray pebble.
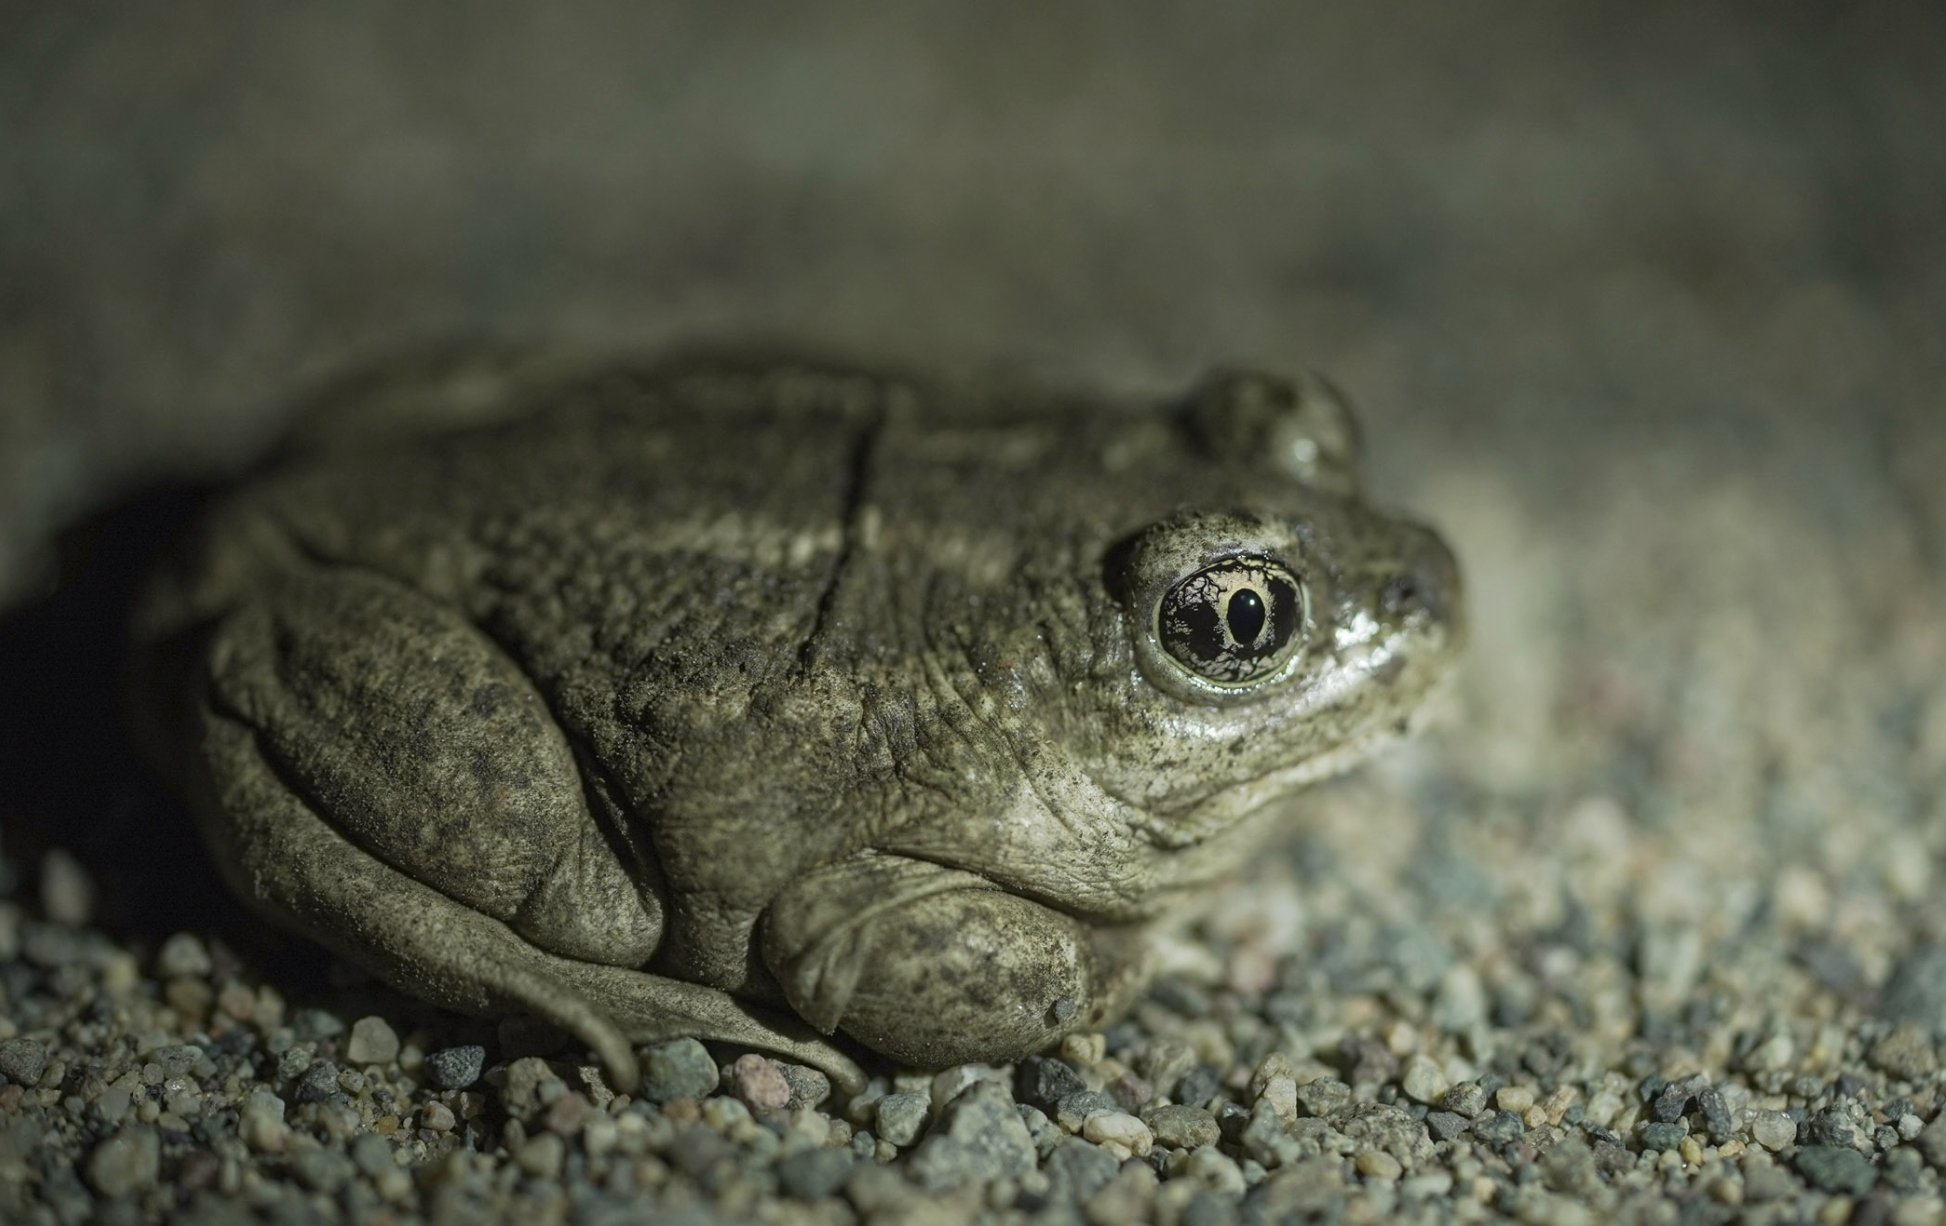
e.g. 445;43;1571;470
1174;1064;1223;1108
1015;1055;1087;1113
1651;1084;1692;1123
874;1092;930;1147
1884;1146;1926;1193
0;1038;49;1086
1918;1116;1946;1169
1697;1088;1732;1142
639;1038;717;1103
1044;1137;1121;1201
778;1063;830;1111
274;1043;316;1083
1296;1077;1351;1118
1881;945;1946;1029
147;1044;203;1078
1473;1110;1525;1146
294;1061;342;1104
1639;1121;1686;1152
1425;1111;1471;1142
908;1080;1036;1192
290;1008;346;1042
1054;1090;1118;1133
1442;1082;1487;1118
1794;1145;1876;1197
350;1133;396;1179
1808;1107;1855;1149
424;1045;486;1090
775;1148;854;1200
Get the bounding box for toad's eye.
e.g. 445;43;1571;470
1156;557;1305;686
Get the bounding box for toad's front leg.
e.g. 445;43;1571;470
763;853;1153;1068
191;565;863;1091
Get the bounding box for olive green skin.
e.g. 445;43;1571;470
136;358;1461;1093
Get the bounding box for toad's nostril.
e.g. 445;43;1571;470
1382;573;1421;614
1383;529;1460;627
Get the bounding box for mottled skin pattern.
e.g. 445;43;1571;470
135;359;1461;1093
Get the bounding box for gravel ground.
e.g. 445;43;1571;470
4;4;1946;1224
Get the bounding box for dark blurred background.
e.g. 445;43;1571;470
1;2;1943;993
3;3;1941;603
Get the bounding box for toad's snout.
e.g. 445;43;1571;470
1380;521;1463;642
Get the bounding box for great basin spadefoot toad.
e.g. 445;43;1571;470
135;358;1461;1093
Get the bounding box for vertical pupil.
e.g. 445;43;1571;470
1225;588;1267;645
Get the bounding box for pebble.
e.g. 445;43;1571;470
240;1088;292;1152
1081;1110;1153;1158
346;1016;400;1065
1426;1111;1471;1141
778;1063;831;1110
424;1044;486;1089
908;1080;1037;1191
1869;1025;1939;1080
0;1037;49;1086
291;1147;355;1193
1174;1064;1222;1108
1443;1082;1488;1118
1146;1104;1220;1149
776;1148;855;1200
1045;1138;1121;1199
1355;1150;1403;1180
1055;1090;1120;1133
39;849;95;926
1297;1077;1351;1118
640;1038;718;1103
516;1132;565;1178
501;1055;563;1121
294;1060;342;1103
1140;1041;1199;1097
1639;1121;1685;1152
1400;1054;1450;1105
544;1090;593;1136
1016;1054;1087;1112
1882;946;1946;1029
1916;1117;1946;1168
1185;1146;1247;1196
1751;1111;1798;1152
1473;1110;1524;1146
349;1133;396;1179
875;1092;930;1147
156;932;214;978
731;1053;792;1114
1794;1145;1877;1197
421;1101;456;1131
1085;1162;1159;1224
84;1126;159;1198
290;1008;347;1041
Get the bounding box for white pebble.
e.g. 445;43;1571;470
1750;1111;1797;1152
345;1016;400;1065
40;849;95;927
1186;1146;1246;1195
1082;1110;1153;1157
156;933;214;979
239;1089;291;1153
1400;1054;1450;1105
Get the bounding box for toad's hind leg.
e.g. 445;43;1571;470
193;568;865;1092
